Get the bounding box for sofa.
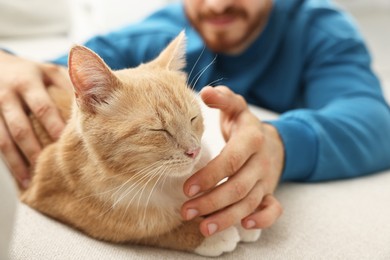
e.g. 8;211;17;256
2;99;390;259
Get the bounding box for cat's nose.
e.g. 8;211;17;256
185;147;201;159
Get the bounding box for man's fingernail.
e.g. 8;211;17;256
186;208;199;220
207;223;218;236
188;185;200;197
30;153;40;164
246;220;256;229
22;179;31;189
214;87;223;95
52;124;65;139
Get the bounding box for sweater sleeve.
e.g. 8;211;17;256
271;31;390;182
52;26;175;70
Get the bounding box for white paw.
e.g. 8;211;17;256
236;224;262;242
194;226;240;257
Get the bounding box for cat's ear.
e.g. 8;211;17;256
155;30;186;71
68;45;119;113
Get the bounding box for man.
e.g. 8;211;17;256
1;0;390;238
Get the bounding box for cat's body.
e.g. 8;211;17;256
20;32;260;256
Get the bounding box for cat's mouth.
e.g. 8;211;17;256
163;157;199;178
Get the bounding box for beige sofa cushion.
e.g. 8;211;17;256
5;105;390;259
0;162;17;260
8;171;390;259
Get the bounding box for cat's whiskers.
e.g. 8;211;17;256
109;161;163;199
112;165;162;209
205;77;225;87
189;55;218;90
81;160;161;202
187;45;206;90
118;164;166;222
113;159;174;210
120;157;192;219
81;154;195;220
135;163;167;210
97;169;159;219
141;164;169;223
101;161;164;209
96;176;153;218
159;165;171;193
75;175;134;203
92;161;165;217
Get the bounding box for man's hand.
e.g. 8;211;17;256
0;50;71;188
182;86;284;237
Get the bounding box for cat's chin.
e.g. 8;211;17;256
164;154;202;179
168;164;197;179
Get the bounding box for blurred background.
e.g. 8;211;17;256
0;0;388;97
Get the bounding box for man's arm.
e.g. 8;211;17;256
272;35;390;182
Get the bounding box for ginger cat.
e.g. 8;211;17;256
21;32;261;257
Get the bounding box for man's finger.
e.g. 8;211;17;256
1;94;42;164
200;86;247;118
184;125;262;197
41;63;72;90
0;117;30;188
22;85;65;140
241;194;283;229
198;181;265;237
182;152;263;220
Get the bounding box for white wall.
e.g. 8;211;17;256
69;0;172;42
0;0;71;37
336;0;390;9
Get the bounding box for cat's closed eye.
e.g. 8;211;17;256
191;116;198;124
149;128;173;138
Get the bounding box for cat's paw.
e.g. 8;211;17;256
236;224;262;243
194;226;240;257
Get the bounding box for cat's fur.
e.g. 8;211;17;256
21;32;260;256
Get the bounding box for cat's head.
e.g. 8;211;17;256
68;31;204;179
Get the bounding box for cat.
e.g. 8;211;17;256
21;31;261;257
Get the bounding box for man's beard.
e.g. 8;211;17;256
187;6;263;53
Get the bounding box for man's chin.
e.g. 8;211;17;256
195;24;246;53
204;39;241;54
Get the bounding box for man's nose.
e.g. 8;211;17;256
204;0;235;14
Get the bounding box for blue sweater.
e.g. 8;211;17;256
54;0;390;182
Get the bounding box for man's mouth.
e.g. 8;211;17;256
204;15;237;27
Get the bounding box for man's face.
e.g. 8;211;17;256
184;0;272;54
